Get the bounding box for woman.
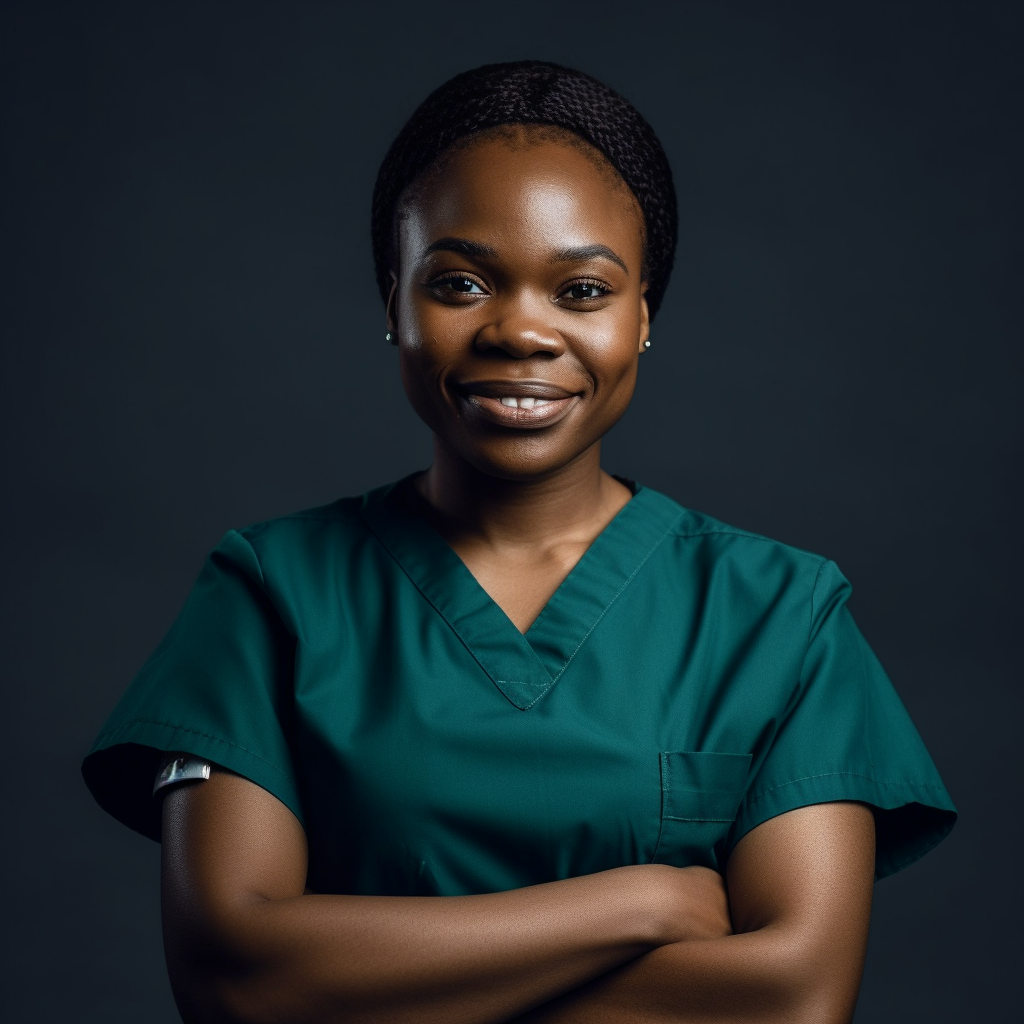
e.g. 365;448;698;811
83;61;956;1023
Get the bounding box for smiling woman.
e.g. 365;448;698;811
81;61;955;1024
393;131;647;486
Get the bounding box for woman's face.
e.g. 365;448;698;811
389;130;649;482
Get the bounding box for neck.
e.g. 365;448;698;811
415;439;629;550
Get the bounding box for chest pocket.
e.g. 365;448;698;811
652;750;752;870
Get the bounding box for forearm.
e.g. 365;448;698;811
509;803;877;1024
169;867;671;1024
162;769;730;1024
509;926;857;1024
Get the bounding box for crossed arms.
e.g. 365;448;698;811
161;770;875;1024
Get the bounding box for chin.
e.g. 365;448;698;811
454;438;597;483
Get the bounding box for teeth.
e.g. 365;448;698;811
498;396;553;409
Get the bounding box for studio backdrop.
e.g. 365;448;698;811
2;2;1020;1021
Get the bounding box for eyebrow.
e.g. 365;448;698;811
550;244;629;275
423;238;498;260
422;237;629;275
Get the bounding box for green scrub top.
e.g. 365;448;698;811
82;477;956;894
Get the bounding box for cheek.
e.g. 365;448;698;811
396;325;461;429
599;360;639;416
395;283;425;348
398;343;441;405
397;347;446;437
580;310;643;394
397;288;470;361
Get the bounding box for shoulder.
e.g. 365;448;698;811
205;480;402;587
643;485;831;569
235;494;368;550
639;485;845;603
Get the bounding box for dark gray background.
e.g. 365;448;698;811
2;1;1020;1020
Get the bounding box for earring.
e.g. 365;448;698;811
643;339;651;350
386;331;397;345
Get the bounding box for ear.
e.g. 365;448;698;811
637;283;650;353
385;272;399;334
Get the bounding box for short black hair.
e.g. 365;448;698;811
371;60;678;320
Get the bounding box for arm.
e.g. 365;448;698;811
509;802;876;1024
160;768;732;1024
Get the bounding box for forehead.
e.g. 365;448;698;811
420;124;633;197
397;130;645;260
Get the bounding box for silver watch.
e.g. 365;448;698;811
153;751;212;796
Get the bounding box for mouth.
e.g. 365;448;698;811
453;379;582;429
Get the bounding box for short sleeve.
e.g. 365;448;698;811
81;529;302;841
728;559;957;879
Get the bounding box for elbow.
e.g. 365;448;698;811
781;992;856;1024
784;991;859;1024
170;970;323;1024
167;938;379;1024
763;934;863;1024
165;915;319;1024
167;960;275;1024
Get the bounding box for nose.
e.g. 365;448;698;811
473;295;565;359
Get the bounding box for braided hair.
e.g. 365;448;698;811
371;60;678;321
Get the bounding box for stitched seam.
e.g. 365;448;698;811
550;519;680;685
363;519;525;682
664;815;735;823
650;752;669;861
808;557;827;647
240;503;354;530
97;719;291;780
363;505;682;707
672;526;772;540
669;523;825;559
360;518;537;697
790;558;829;697
745;771;951;808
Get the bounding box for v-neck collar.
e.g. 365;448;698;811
359;475;684;711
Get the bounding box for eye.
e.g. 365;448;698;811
430;273;487;298
560;280;611;303
446;276;485;294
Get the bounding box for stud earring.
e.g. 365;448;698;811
386;331;397;345
643;339;651;350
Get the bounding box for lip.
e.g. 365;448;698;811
456;379;579;400
453;378;582;429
